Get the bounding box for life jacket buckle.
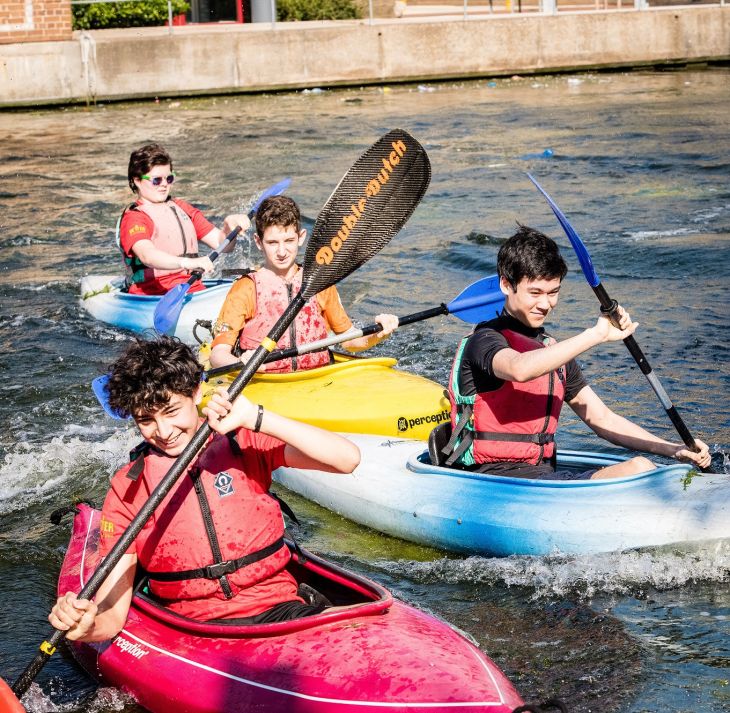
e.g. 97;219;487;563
203;560;237;580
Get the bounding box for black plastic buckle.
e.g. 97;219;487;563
203;560;237;579
536;433;554;445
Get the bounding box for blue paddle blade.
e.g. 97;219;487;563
153;282;191;335
251;177;291;214
152;178;292;335
527;174;601;288
447;274;504;323
92;375;129;420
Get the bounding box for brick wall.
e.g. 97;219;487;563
0;0;72;43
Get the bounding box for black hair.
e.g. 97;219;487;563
497;225;568;289
127;143;173;193
105;335;203;419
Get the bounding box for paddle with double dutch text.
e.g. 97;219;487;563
153;177;292;335
205;273;505;380
527;173;711;471
9;129;430;703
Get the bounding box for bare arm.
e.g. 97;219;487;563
493;308;638;383
49;553;137;643
203;388;361;474
132;239;214;274
199;214;251;252
209;343;240;369
342;313;399;352
569;385;711;468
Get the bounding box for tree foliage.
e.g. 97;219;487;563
276;0;363;21
72;0;190;30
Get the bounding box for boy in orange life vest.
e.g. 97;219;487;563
48;336;360;640
119;143;250;295
446;226;711;480
208;195;399;371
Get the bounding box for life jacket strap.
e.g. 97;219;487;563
473;431;555;445
147;536;286;583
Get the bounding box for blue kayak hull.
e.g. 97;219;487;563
274;435;729;556
79;274;233;343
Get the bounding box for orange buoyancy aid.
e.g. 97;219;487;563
447;328;566;467
121;199;200;288
120;434;290;604
238;267;331;373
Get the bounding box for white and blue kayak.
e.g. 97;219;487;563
79;274;233;343
274;435;730;556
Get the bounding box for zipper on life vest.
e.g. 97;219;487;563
169;203;191;257
286;282;297;371
538;371;555;463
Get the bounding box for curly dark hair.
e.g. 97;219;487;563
255;195;300;237
127;143;173;193
498;225;568;289
105;336;203;419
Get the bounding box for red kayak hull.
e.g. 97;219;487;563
59;504;523;712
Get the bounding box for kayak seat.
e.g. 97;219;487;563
428;422;453;467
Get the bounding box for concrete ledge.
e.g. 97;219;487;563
0;6;728;107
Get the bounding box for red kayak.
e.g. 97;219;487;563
54;504;523;712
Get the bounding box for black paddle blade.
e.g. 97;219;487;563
300;129;430;300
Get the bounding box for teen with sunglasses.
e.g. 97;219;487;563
118;143;250;296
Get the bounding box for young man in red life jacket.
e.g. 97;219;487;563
208;195;399;372
48;336;360;640
444;226;711;480
119;143;250;295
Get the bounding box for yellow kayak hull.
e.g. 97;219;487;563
201;352;449;440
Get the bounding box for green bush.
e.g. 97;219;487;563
72;0;190;30
276;0;363;21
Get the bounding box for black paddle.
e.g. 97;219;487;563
204;274;505;380
528;174;712;472
9;128;431;702
92;274;504;416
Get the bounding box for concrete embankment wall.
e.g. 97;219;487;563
1;6;728;108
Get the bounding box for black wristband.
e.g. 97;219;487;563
253;404;264;432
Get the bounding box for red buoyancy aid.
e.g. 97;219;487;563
117;434;290;605
448;328;566;466
123;199;200;288
238;267;331;373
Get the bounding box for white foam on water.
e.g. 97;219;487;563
381;540;730;599
625;227;696;240
21;682;134;713
0;426;137;515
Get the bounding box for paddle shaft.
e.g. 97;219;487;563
12;296;305;699
205;304;450;380
184;224;243;287
592;282;704;456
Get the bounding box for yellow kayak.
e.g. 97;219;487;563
200;350;449;440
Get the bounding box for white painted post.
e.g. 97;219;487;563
167;0;173;34
542;0;556;12
369;0;373;24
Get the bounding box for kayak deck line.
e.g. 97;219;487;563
201;351;449;442
110;627;511;708
406;448;694;488
275;436;729;557
61;505;523;711
79;274;235;343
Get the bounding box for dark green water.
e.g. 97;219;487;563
0;67;728;712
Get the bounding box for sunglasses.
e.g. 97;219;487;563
141;173;176;186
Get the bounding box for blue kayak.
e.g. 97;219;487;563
274;435;729;556
79;274;233;343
